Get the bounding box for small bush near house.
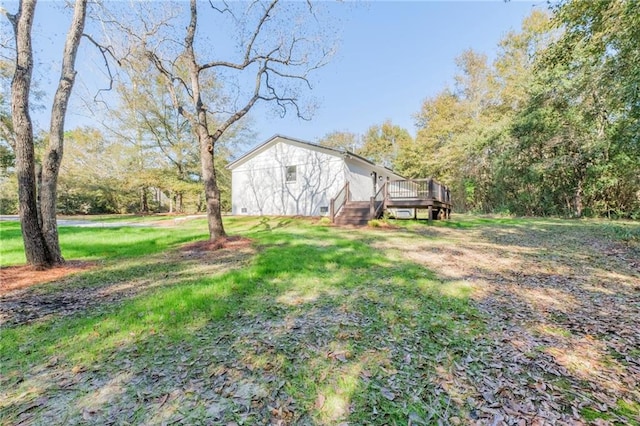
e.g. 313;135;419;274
317;216;332;226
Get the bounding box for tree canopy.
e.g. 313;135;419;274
389;3;639;218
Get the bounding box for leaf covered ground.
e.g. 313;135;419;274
0;216;639;425
375;218;640;425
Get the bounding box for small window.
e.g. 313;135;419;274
241;207;247;213
285;165;297;183
320;206;328;214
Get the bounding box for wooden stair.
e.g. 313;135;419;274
334;201;371;226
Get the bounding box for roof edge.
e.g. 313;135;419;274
226;134;403;178
227;134;344;170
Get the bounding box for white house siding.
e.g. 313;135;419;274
231;141;345;216
344;158;402;201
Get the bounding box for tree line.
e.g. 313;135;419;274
319;3;639;219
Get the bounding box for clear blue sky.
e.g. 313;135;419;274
260;1;546;145
17;1;547;150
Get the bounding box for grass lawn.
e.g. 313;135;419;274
0;217;206;266
1;215;639;424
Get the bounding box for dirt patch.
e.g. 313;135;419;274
180;236;253;254
0;261;95;296
367;221;401;230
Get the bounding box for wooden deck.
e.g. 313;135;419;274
331;178;452;225
375;178;452;221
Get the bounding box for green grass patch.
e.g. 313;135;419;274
0;216;481;424
580;406;614;422
59;214;190;223
388;213;581;231
0;219;207;266
580;400;639;426
2;215;637;424
599;221;640;243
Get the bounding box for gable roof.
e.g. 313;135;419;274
227;134;403;178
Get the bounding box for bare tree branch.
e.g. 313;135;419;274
212;63;267;142
242;0;277;64
208;0;235;19
145;50;193;103
0;6;17;29
82;33;119;99
199;0;278;71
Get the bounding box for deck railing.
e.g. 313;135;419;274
329;182;349;223
330;178;451;224
388;178;451;204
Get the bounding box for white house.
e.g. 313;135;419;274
228;135;403;216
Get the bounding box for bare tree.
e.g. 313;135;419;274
2;0;87;268
139;0;332;240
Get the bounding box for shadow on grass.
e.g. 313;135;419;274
0;219;480;425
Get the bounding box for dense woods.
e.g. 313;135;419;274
326;4;639;219
414;2;639;218
1;0;638;224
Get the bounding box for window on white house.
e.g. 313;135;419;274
320;206;328;214
241;207;247;213
285;165;297;183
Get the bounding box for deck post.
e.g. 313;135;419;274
369;196;375;219
384;180;389;209
428;205;433;224
345;182;350;202
330;199;335;223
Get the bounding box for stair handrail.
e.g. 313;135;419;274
329;181;349;223
370;181;387;219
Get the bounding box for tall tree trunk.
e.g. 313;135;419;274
140;186;149;213
176;192;182;213
40;0;87;265
574;178;583;218
185;0;226;240
10;0;51;268
198;131;226;239
8;0;87;268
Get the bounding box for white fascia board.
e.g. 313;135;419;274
227;135;345;170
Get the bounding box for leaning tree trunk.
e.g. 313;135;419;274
10;0;51;268
40;0;88;265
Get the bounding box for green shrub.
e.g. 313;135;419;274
317;216;331;226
